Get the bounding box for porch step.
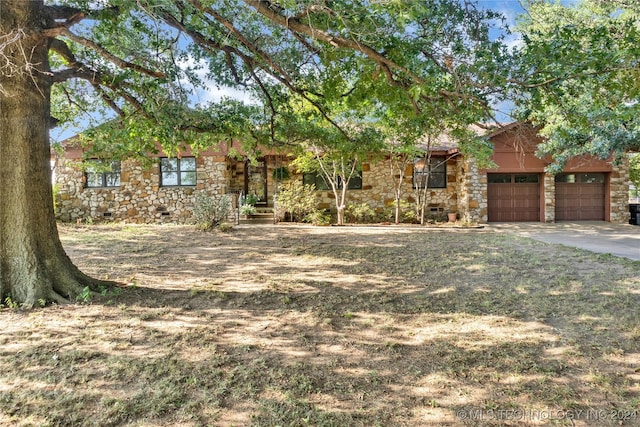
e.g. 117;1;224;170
239;207;275;225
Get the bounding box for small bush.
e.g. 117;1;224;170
305;210;331;226
346;203;376;223
240;204;257;216
217;222;234;232
192;193;232;231
241;193;259;206
373;206;395;223
274;181;319;222
391;200;418;223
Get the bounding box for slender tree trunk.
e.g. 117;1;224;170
336;205;345;225
0;1;111;307
391;154;408;224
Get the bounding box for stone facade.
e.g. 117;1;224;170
52;125;631;225
286;156;460;221
609;158;631;224
458;158;487;223
54;155;236;224
543;173;555;223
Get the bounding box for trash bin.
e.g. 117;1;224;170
630;204;639;225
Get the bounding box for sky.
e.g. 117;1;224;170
50;0;532;143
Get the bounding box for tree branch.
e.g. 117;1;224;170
49;38;78;66
44;5;84;21
164;2;351;140
243;0;425;86
92;84;126;118
186;0;294;84
46;28;165;78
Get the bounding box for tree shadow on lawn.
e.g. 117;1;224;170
1;302;624;427
6;224;636;426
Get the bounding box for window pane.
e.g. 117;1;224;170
104;161;121;187
315;175;330;190
180;157;196;171
413;158;427;188
488;174;512;183
162;171;178;186
428;172;446;188
109;161;121;173
414;156;446;188
347;174;362;190
86;172;103;188
104;173;120;187
181;171;196;186
302;173;315;187
515;174;539;183
430;157;446;173
414;158;427;172
303;173;329;190
413;172;427;188
161;158;177;172
580;173;604;183
555;174;575;183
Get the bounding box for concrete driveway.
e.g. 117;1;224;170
489;222;640;261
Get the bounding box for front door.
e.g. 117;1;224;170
245;159;268;205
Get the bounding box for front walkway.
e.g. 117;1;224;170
489;222;640;261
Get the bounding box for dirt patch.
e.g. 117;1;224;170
1;224;640;426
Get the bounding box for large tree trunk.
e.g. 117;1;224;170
0;1;110;307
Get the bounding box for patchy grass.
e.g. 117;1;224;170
1;224;640;426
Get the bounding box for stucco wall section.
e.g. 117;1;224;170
54;155;233;224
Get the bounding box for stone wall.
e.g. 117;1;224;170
610;158;630;224
53;151;630;225
458;158;486;223
285;157;460;222
54;155;235;224
543;173;555;223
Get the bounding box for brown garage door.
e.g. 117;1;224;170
555;173;605;221
488;174;540;222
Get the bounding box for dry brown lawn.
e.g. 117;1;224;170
1;223;640;427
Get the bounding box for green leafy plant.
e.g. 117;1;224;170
274;181;319;223
630;153;639;199
3;296;19;309
240;204;257;217
98;285;122;298
346;203;376;224
242;194;259;206
391;200;417;223
192;193;232;231
76;286;92;304
52;184;60;214
305;210;331;226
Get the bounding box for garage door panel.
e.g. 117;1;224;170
488;175;540;222
555;173;605;221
